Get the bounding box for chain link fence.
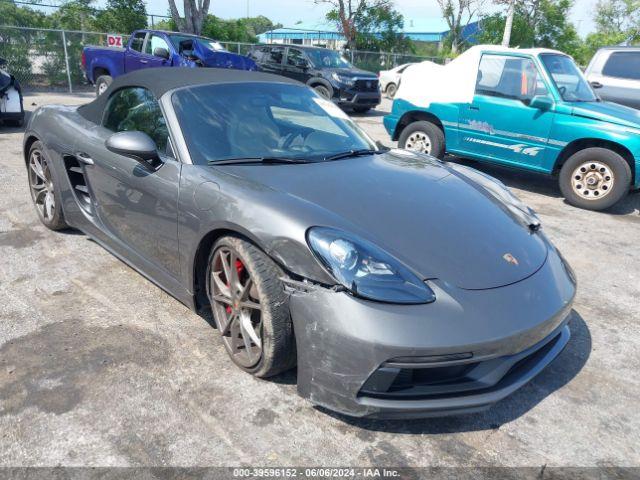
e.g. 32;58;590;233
1;25;440;93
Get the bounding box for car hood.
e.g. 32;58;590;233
192;41;257;71
219;151;548;290
571;101;640;129
324;67;377;79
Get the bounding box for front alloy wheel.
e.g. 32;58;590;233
207;237;296;377
211;246;263;368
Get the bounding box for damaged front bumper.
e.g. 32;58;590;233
287;246;575;419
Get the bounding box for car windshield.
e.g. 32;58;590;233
540;54;597;102
168;34;227;52
305;49;352;69
172;82;378;165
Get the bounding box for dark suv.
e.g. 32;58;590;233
248;44;381;112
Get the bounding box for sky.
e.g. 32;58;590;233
140;0;597;37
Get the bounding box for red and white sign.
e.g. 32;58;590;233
107;34;123;48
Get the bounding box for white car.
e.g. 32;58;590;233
379;63;415;98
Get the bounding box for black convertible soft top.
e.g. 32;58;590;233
78;67;302;124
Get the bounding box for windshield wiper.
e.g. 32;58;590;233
209;156;310;166
324;148;387;162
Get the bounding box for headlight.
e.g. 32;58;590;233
331;72;355;86
306;227;436;304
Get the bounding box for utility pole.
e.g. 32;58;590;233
502;0;515;47
246;0;250;18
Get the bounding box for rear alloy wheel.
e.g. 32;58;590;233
398;120;445;159
207;237;295;377
559;147;630;211
386;83;398;98
28;141;68;230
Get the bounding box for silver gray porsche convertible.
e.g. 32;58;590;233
23;68;576;419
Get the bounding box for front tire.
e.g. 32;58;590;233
559;147;631;211
398;120;445;159
313;84;332;100
207;236;296;378
95;75;112;96
386;83;397;98
28;141;68;231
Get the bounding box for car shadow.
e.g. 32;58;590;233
316;310;590;433
351;108;387;118
447;156;640;216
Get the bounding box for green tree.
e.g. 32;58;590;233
316;0;393;50
581;0;639;60
348;4;412;52
436;0;482;54
95;0;147;33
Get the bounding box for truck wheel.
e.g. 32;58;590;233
95;75;112;96
398;120;445;159
386;83;398;98
313;85;332;100
559;147;631;211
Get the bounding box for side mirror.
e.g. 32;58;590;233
529;95;553;110
105;131;160;167
153;47;170;60
295;58;308;69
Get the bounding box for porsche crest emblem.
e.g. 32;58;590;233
503;253;519;266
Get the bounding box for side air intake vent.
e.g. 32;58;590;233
63;155;93;215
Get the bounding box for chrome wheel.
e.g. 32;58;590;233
571;160;614;200
211;247;263;368
404;131;432;154
28;149;56;221
97;81;108;96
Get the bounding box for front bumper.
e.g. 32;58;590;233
334;87;381;108
288;244;575;419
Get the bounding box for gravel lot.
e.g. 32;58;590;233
0;92;639;468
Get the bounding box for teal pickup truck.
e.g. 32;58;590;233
384;47;640;211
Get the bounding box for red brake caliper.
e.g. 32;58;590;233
226;259;245;314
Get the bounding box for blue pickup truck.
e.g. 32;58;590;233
82;29;257;95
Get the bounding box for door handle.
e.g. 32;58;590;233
590;81;603;89
75;152;94;165
469;105;480;111
140;59;148;64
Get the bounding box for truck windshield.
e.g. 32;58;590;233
172;82;377;165
168;34;227;52
540;54;597;102
305;49;352;69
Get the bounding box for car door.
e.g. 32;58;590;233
78;86;181;277
283;47;311;83
124;31;148;73
259;46;285;76
138;33;173;69
456;54;555;169
596;51;640;109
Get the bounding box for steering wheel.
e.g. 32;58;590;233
558;86;567;97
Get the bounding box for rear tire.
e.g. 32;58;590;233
207;236;296;378
95;75;112;96
27;141;68;231
559;147;630;211
398;120;445;159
